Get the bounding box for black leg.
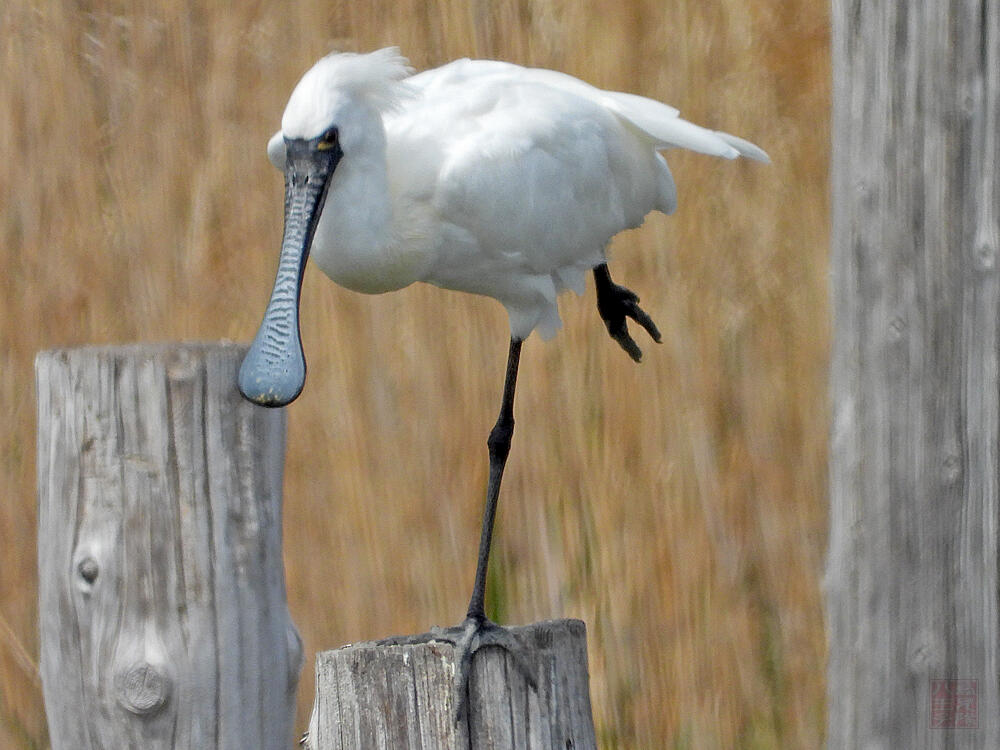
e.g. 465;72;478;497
414;337;537;724
593;262;662;362
466;336;521;620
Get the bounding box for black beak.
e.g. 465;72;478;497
238;137;342;407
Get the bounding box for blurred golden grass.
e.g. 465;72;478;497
0;1;829;747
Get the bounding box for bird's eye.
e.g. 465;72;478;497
317;127;339;151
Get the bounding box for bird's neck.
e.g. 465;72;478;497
310;130;402;293
310;110;435;294
331;148;393;252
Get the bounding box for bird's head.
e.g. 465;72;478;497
238;48;412;407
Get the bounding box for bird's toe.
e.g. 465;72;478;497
623;297;662;344
442;615;538;724
599;286;661;362
609;324;644;362
594;265;661;361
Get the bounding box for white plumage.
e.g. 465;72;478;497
239;48;768;715
267;47;768;341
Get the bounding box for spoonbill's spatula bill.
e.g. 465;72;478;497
239;133;342;406
238;47;768;720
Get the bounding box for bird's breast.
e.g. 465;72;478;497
310;242;419;294
309;204;435;295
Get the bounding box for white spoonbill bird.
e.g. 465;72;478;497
238;47;768;717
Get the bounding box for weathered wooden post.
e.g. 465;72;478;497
305;619;597;750
36;343;302;749
827;2;999;747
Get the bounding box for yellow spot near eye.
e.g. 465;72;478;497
317;140;334;151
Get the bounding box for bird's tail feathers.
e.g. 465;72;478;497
714;132;771;163
602;91;769;163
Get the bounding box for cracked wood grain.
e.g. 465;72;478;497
36;343;302;750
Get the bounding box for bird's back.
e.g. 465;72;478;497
385;61;679;316
254;48;767;348
379;57;767;338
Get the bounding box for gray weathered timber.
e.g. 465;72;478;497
828;2;999;748
306;619;596;750
36;343;302;750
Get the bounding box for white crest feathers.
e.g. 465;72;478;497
312;47;415;111
281;47;416;138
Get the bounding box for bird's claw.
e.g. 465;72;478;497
430;616;538;724
597;279;662;362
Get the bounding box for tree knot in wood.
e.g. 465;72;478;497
906;629;943;674
975;241;996;271
77;557;99;586
887;316;907;342
941;454;962;484
115;661;171;715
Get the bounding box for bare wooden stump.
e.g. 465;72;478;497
305;619;597;750
828;2;1000;747
36;343;302;749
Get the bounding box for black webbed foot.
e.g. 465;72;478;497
593;262;662;361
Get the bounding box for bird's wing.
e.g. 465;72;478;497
599;91;770;162
387;62;674;283
407;59;769;162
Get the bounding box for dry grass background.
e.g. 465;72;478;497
0;1;829;747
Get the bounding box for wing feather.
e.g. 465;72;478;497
408;59;769;162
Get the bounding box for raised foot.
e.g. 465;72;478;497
428;615;539;724
594;264;662;362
